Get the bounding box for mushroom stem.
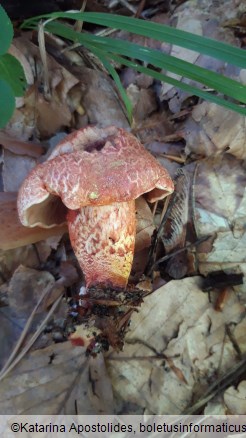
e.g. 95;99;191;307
67;200;136;289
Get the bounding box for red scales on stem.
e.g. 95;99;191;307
17;126;174;289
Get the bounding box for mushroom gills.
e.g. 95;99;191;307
25;194;67;228
67;200;136;289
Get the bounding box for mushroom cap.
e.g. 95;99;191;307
18;126;174;228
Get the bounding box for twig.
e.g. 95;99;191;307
135;0;146;18
118;0;137;14
107;354;178;361
0;283;53;376
183;354;246;414
38;21;51;98
151;234;212;272
73;0;87;33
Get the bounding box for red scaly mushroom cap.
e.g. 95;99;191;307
17;126;174;228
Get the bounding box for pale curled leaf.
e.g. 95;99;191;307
224;381;246;414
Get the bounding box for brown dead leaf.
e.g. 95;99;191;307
88;354;114;414
126;85;157;123
184;102;246;159
4;107;36;141
0;265;58;370
0;342;91;414
106;277;245;414
0;133;44;157
44;261;79;308
74;67;129;129
133;112;174;144
193;155;246;293
33;92;72;138
159;0;241;112
8;265;55;318
7;36;79;139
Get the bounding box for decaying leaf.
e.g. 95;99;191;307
224;380;246;414
0;132;44;157
205;379;246;415
159;0;242;112
6;36;80;139
73;66;129;129
0;265;58;368
88;354;114;414
8;265;55;318
106;277;245;414
193;155;246;293
0;342;90;414
184;102;246;159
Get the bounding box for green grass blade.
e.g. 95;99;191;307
45;21;246;104
81;42;246;115
90;47;133;122
22;12;246;68
106;53;246;115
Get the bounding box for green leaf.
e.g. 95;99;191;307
46;21;246;104
0;79;15;128
0;54;26;96
0;5;13;55
22;12;246;68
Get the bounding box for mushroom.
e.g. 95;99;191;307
17;126;174;289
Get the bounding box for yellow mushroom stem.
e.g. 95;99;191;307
67;200;136;289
